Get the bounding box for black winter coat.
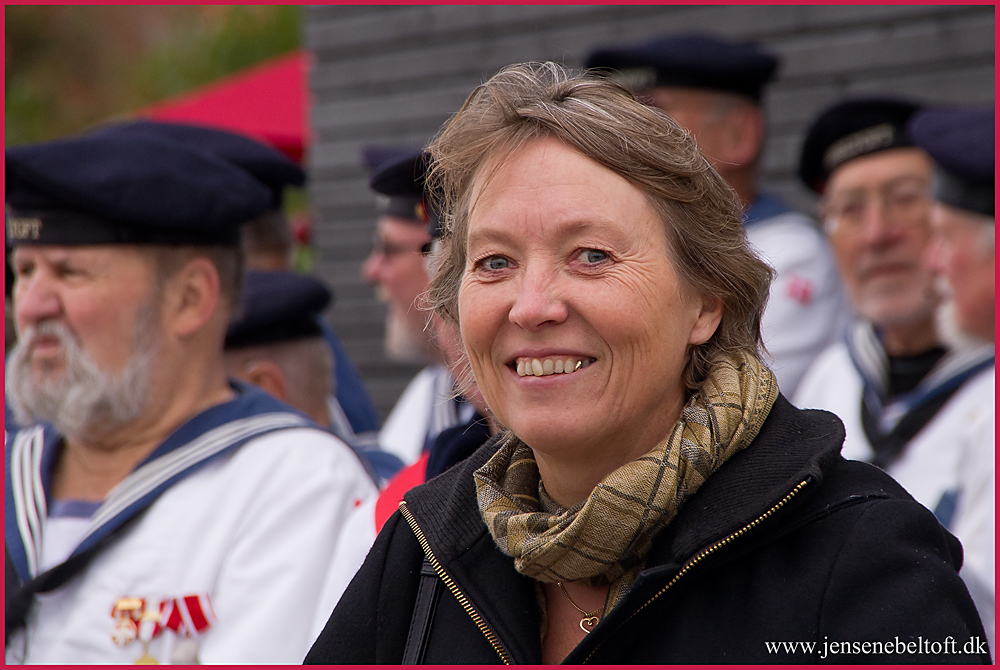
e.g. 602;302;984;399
307;396;989;664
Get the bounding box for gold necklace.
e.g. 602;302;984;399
557;582;603;634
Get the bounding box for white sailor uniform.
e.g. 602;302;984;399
5;383;377;664
377;365;475;466
794;330;995;651
744;194;853;397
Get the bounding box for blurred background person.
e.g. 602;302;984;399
361;148;476;465
910;105;995;655
308;166;498;640
223;269;402;483
794;100;995;527
89;120;383;444
4;133;376;663
586;32;852;397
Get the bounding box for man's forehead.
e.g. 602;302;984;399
826;148;932;193
14;243;151;268
646;86;716;110
378;216;431;240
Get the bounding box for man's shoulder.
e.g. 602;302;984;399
232;425;376;485
747;211;835;264
794;342;858;406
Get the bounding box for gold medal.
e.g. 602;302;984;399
111;598;145;647
111;618;138;647
133;600;162;664
134;642;159;665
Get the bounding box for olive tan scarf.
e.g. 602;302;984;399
474;351;778;609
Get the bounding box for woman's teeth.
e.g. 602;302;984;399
516;357;592;377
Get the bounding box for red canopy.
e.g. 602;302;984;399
137;50;308;164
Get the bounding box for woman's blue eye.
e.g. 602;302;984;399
483;256;510;271
579;249;607;264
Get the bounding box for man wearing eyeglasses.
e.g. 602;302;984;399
793;100;995;531
359;148;474;466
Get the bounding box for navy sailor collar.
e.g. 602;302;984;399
5;381;312;582
845;320;995;433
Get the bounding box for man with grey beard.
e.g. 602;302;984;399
910;106;995;656
4;133;376;664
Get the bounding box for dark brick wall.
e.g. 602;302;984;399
304;5;994;419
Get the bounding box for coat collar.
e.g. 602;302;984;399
403;394;847;662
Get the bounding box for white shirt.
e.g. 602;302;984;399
378;365;473;466
746;210;853;398
8;428;377;665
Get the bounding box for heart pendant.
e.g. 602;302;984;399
580;616;599;633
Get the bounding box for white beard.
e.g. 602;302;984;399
934;298;990;351
6;305;161;441
384;308;432;364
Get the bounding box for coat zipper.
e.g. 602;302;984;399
399;501;513;665
582;478;811;664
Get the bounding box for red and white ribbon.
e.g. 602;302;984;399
158;594;217;638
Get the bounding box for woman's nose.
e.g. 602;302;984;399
507;269;569;331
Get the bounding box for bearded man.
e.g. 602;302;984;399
910;105;995;656
360;148;475;465
4;134;376;664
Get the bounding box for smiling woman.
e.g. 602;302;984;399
306;63;989;665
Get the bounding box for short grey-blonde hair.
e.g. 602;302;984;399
426;62;773;392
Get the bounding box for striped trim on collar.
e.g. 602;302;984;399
846;320;995;433
5;385;313;581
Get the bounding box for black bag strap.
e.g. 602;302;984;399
402;557;441;664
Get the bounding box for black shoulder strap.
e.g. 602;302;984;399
5;515;140;644
401;557;441;664
5;545;20;608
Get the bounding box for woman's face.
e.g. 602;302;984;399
459;137;721;468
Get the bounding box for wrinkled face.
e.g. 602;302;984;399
927;203;995;342
361;216;433;361
822;148;938;328
12;245;159;380
458;137;719;465
8;245;163;435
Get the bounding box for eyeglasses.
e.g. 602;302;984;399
370;239;428;258
823;179;932;236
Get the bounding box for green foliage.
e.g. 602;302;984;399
5;6;301;146
130;6;300;106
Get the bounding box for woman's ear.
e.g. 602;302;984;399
162;256;222;339
689;295;723;346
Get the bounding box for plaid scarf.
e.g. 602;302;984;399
475;351;778;609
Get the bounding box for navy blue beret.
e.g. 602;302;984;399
361;147;427;227
798;98;922;194
369;149;443;239
908;107;994;218
90;121;304;208
225;270;332;349
361;146;420;174
6;134;271;246
585;33;779;101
